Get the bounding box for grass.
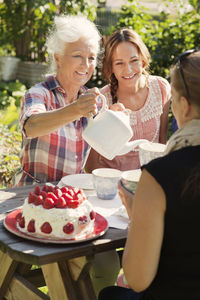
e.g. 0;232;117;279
39;286;48;294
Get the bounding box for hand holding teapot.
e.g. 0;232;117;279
83;94;147;160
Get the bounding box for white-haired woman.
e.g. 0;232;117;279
14;15;101;186
13;15;120;297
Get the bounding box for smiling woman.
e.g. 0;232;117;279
12;14;102;186
12;14;120;298
85;28;171;173
54;37;98;91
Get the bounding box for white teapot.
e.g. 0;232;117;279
82;94;147;160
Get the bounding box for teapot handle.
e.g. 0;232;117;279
98;94;107;112
88;94;107;125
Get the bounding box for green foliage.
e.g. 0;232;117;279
0;80;27;188
118;0;152;32
0;100;20;132
95;8;121;35
0;1;57;61
59;0;96;21
115;0;200;78
0;0;96;62
0;124;22;188
0;80;27;109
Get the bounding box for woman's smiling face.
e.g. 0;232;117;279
55;37;98;88
112;41;143;87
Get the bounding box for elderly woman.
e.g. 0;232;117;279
99;50;200;300
13;14;120;296
14;15;101;186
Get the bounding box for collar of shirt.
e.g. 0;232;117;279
45;74;87;99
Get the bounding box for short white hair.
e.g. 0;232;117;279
46;14;101;73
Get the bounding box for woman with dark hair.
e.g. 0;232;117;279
99;49;200;300
85;28;171;172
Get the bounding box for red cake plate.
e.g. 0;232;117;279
3;209;108;244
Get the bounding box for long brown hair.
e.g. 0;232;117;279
170;51;200;199
102;29;151;103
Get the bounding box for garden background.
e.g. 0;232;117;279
0;0;199;188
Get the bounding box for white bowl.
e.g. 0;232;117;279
121;169;142;194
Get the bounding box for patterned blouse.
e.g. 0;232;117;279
98;75;171;171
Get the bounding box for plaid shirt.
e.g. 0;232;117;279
17;75;94;186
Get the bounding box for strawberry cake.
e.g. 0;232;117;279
16;184;96;240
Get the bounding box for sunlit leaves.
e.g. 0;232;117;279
116;0;200;78
0;124;22;187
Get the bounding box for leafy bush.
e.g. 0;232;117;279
0;80;27;109
0;0;96;62
58;0;96;20
116;0;200;78
0;124;21;188
89;0;200;87
0;80;25;187
0;1;57;61
0;100;21;132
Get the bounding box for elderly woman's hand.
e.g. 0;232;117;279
118;181;134;219
76;87;100;118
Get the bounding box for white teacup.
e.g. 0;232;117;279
92;168;122;200
139;142;166;166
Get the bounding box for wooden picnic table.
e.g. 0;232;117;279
0;184;127;300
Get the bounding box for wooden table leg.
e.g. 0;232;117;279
42;262;71;300
17;265;46;288
4;273;49;300
76;268;97;300
42;256;97;300
0;251;49;300
0;250;18;300
16;263;32;276
68;256;97;300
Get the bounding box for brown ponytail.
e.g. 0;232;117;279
110;73;118;104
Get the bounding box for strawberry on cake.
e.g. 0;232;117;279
16;184;96;240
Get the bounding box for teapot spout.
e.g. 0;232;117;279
117;139;148;156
